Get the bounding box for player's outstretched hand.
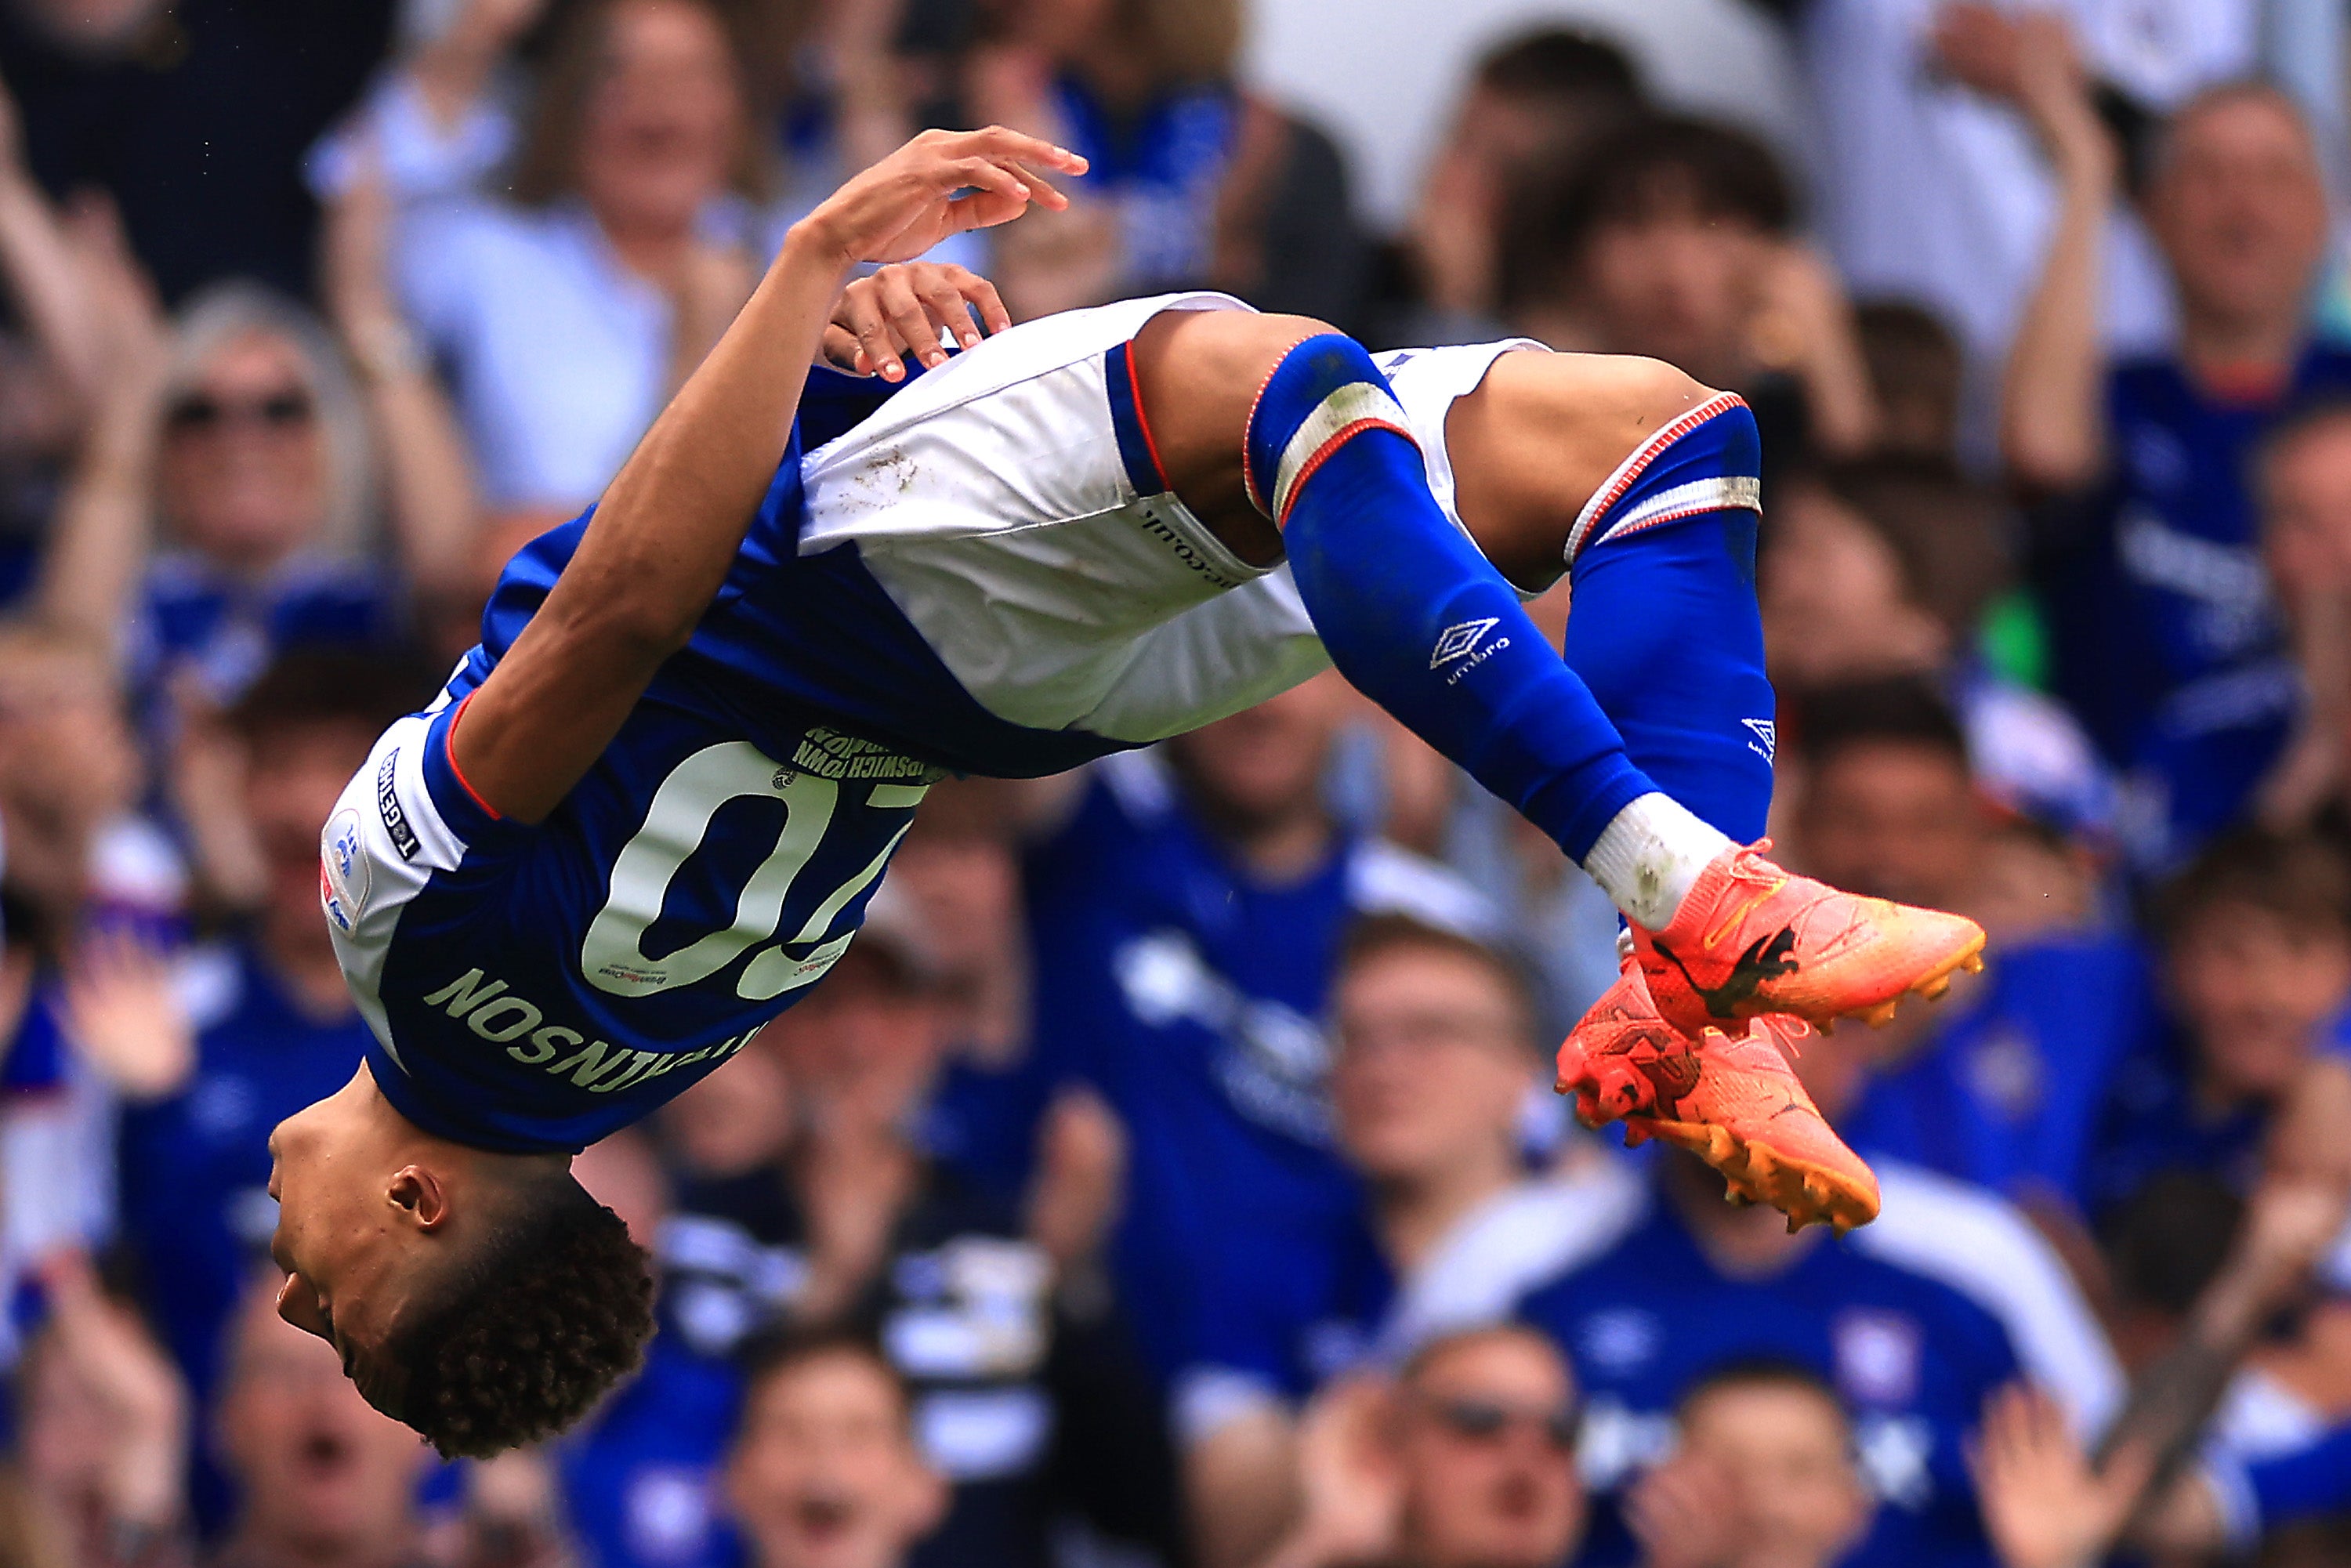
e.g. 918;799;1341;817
795;127;1086;273
824;261;1012;380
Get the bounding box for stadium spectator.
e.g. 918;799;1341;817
10;1254;188;1568
1766;467;2121;875
654;888;1070;1568
1252;1324;1587;1568
1498;114;1877;481
209;1269;567;1568
556;1124;752;1568
1791;0;2255;376
1020;677;1491;1418
385;0;766;512
0;0;395;304
1367;27;1643;349
0;74;132;606
971;0;1365;326
104;653;428;1528
1969;1173;2351;1566
2255;402;2351;835
1789;678;2148;1207
725;1334;947;1568
31;184;473;717
1999;27;2347;873
1853;300;1967;462
1514;1019;2120;1568
2085;829;2351;1225
0;625;169;1322
1624;1363;1874;1568
882;781;1050;1207
1179;915;1597;1568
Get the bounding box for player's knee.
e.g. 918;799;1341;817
1137;307;1340;397
1605;355;1722;435
1132;309;1359;503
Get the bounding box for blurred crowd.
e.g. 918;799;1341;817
6;1;2351;1567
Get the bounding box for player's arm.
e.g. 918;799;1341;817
450;129;1081;824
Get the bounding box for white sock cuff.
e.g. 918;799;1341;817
1582;793;1736;931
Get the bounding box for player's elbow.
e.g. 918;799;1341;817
552;572;703;665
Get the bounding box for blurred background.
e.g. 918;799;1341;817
8;2;2351;1567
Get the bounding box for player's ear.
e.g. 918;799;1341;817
386;1164;451;1230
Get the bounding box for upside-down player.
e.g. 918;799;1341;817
270;127;1984;1457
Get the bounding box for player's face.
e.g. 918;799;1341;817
1396;1331;1585;1568
1332;947;1531;1184
1676;1384;1869;1568
263;1080;419;1421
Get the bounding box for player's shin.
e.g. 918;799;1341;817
1246;334;1723;909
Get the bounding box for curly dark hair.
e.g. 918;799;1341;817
384;1179;654;1458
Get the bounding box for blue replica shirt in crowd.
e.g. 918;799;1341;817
2233;1421;2351;1541
1178;1172;1629;1435
555;1338;746;1568
136;551;400;705
1516;1161;2121;1568
2083;1023;2273;1222
1022;753;1492;1383
1052;78;1237;292
2036;346;2351;869
1842;932;2153;1208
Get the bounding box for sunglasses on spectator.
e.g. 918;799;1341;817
165;388;315;436
1420;1394;1579;1451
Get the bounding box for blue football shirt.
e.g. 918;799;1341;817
2037;346;2351;867
1517;1176;2028;1568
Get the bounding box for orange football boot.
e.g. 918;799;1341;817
1555;964;1881;1233
1634;839;1985;1038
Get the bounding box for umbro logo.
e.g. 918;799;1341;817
1430;617;1502;668
1743;719;1777;762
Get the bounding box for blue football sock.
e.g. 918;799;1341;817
1562;458;1775;844
1248;334;1657;860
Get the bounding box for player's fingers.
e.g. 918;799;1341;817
958;269;1012;335
946;155;1028;205
959;125;1088;176
941;186;1030;238
820;323;868;372
839;285;909;380
875;266;945;369
913;273;981;349
1002;160;1070;211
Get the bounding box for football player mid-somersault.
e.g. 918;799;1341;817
273;126;1983;1455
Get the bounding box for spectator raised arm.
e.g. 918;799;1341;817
0;76;106;408
318;147;478;601
1987;9;2118;494
30;202;165;668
